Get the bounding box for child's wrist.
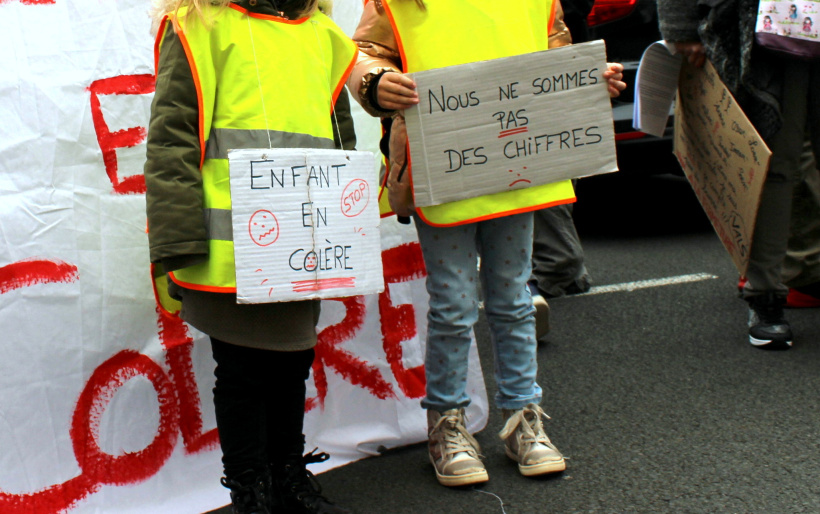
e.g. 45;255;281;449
360;67;400;117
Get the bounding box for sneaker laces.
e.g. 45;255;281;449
432;412;482;459
499;404;551;446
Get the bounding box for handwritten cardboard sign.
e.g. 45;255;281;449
674;60;772;275
403;40;617;207
229;148;384;303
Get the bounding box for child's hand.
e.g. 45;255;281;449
603;62;626;98
377;72;419;111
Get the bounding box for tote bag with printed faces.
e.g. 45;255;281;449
756;1;820;59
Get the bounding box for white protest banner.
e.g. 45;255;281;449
674;60;772;275
404;40;618;208
0;1;490;512
229;149;383;303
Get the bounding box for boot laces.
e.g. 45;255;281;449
499;404;551;446
220;474;269;514
433;412;482;458
284;449;335;508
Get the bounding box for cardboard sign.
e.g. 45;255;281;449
404;40;618;207
674;60;772;275
229;148;384;303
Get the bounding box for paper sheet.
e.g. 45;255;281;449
633;40;683;137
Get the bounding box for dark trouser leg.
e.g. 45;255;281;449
210;338;314;478
744;61;809;298
211;338;268;479
264;348;315;465
782;146;820;288
531;202;591;298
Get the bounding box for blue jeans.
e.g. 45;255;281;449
414;213;542;412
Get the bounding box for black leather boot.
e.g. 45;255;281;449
220;469;272;514
273;449;351;514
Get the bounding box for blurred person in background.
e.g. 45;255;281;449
528;0;597;341
657;0;820;350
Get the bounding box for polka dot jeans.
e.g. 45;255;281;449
414;212;542;412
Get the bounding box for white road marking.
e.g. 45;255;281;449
477;273;719;310
579;273;719;296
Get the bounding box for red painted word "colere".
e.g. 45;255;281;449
0;242;427;513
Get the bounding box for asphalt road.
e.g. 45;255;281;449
212;172;820;514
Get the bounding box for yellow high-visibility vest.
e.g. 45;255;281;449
382;0;576;226
155;5;356;293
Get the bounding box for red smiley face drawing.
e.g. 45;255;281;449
248;210;280;247
304;252;318;271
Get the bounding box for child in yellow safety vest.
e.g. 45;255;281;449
348;0;626;487
144;0;354;512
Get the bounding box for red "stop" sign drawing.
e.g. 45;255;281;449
340;179;370;218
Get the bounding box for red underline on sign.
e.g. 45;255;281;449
292;277;356;292
499;127;529;138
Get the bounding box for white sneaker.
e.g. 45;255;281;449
499;404;566;476
427;408;489;487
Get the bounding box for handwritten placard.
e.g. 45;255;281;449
404;40;617;207
674;60;772;275
228;148;383;303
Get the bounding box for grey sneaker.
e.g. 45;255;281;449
427;408;489;487
499;404;566;476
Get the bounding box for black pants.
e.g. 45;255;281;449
210;338;315;479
